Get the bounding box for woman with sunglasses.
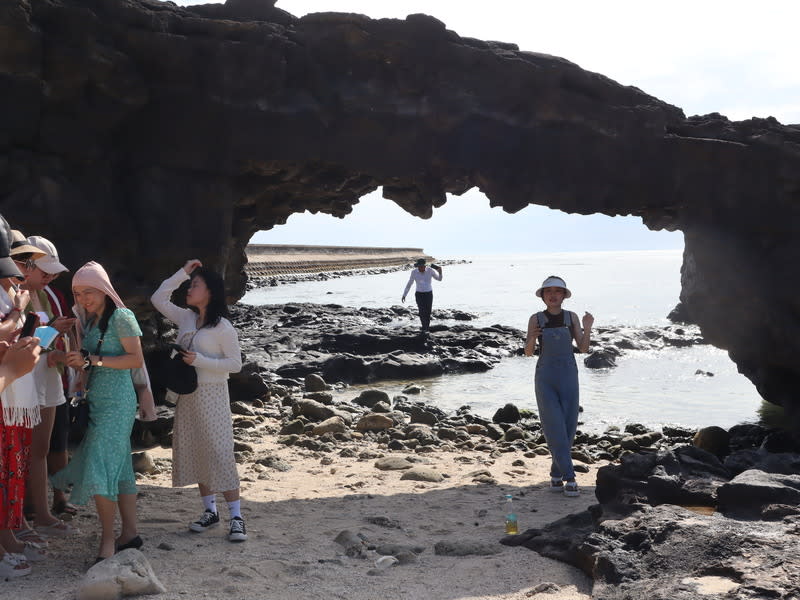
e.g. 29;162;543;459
17;236;78;537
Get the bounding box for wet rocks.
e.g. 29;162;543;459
492;403;521;424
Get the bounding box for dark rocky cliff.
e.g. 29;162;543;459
2;0;800;426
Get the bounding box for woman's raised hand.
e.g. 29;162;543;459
183;259;202;275
13;289;30;312
582;312;594;330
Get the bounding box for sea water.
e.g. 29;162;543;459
242;250;761;432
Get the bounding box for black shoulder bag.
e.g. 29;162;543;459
165;332;198;395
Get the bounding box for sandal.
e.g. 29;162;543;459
35;519;79;537
0;553;31;578
13;528;48;545
52;500;78;517
564;480;580;497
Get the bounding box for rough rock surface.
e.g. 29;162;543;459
504;503;800;600
502;423;800;599
3;0;800;421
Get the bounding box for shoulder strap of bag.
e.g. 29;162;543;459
84;329;107;398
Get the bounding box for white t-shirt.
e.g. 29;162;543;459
403;267;442;296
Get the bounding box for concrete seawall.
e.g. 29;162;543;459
245;244;434;277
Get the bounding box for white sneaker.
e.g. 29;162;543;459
564;481;580;497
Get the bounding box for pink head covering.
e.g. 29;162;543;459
72;260;125;313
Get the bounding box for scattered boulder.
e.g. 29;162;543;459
693;425;731;457
312;416;347;436
374;457;414;471
400;466;443;482
78;549;165;600
304;373;328;392
293;398;335;421
492;403;521;424
353;389;391;409
132;452;156;475
356;413;394;432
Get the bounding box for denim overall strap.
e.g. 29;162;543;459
534;310;579;480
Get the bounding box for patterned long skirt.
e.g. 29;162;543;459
0;420;32;529
171;383;239;492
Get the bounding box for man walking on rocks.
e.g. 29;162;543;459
401;258;442;332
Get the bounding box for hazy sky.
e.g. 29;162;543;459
176;0;800;256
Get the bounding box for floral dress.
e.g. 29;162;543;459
50;308;140;504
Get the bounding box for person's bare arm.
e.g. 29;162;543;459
572;311;594;353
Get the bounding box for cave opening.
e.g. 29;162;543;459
242;190;760;431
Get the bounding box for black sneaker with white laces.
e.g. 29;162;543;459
189;510;220;533
228;517;247;542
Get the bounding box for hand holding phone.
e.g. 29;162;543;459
20;313;39;338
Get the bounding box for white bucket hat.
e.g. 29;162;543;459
535;275;571;298
27;235;68;274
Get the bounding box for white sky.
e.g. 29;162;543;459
175;0;800;254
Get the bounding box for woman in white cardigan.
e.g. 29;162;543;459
150;260;246;542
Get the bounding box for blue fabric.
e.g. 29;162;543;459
51;308;140;503
534;311;579;480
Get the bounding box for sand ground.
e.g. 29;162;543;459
7;436;605;600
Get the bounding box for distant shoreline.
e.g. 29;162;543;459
245;244;436;279
246;258;470;289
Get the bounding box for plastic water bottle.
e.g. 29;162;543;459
504;494;518;535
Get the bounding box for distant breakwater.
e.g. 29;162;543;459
245;244;434;277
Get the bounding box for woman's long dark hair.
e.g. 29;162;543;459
190;267;229;328
97;295;116;334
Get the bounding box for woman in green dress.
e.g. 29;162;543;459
51;261;154;563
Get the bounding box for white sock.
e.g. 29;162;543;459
227;500;242;519
202;494;217;514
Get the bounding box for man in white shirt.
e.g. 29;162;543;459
401;258;443;332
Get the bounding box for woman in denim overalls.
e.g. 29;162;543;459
525;276;593;497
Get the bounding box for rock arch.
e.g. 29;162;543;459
3;0;800;424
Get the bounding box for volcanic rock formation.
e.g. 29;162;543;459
2;0;800;424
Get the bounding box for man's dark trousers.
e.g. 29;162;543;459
415;291;433;331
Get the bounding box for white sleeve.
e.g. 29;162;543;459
403;272;415;297
150;269;193;325
191;321;243;374
431;269;442;281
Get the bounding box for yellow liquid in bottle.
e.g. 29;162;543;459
505;517;518;535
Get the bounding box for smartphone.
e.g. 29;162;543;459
168;343;185;359
20;312;39;338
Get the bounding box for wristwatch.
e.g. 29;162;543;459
96;355;103;367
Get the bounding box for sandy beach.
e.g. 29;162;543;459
8;431;606;600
